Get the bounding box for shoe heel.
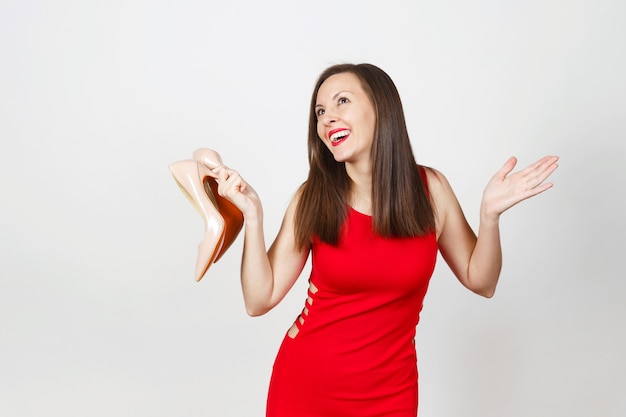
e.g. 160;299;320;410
193;148;244;262
169;160;225;281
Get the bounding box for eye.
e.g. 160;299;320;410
338;97;349;105
316;108;325;117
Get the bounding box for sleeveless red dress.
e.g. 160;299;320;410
267;180;438;417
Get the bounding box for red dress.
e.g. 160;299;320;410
266;200;438;416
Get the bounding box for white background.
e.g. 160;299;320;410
1;1;625;416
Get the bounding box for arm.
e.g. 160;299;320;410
214;166;310;316
429;156;559;298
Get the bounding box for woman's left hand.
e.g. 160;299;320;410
481;155;559;220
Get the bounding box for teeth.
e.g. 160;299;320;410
330;130;350;142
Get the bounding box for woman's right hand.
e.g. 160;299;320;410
212;166;262;221
210;165;310;316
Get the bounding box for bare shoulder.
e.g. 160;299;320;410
421;166;461;238
274;183;307;243
284;183;305;218
421;165;454;200
269;183;308;256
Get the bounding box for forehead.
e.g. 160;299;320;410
316;72;365;102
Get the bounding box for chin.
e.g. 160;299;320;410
330;152;349;163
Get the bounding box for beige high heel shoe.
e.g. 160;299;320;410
192;148;244;263
169;149;243;281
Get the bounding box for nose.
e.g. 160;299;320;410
320;111;338;126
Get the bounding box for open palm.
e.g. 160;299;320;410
481;155;559;218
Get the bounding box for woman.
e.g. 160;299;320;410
212;63;558;416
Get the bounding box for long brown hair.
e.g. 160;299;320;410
294;63;435;248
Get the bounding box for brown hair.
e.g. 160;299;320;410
294;63;435;248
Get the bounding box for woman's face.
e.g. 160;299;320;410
315;72;376;166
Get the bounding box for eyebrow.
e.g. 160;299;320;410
315;90;352;108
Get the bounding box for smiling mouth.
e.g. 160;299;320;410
329;129;351;146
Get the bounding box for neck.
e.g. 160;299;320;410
346;161;373;215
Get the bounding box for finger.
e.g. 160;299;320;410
204;167;220;179
523;159;559;190
218;169;247;198
536;160;559;183
524;181;554;199
214;165;232;183
518;155;559;177
496;156;518;180
536;156;559;179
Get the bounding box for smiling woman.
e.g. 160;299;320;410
206;63;558;417
297;64;436;246
315;72;377;168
